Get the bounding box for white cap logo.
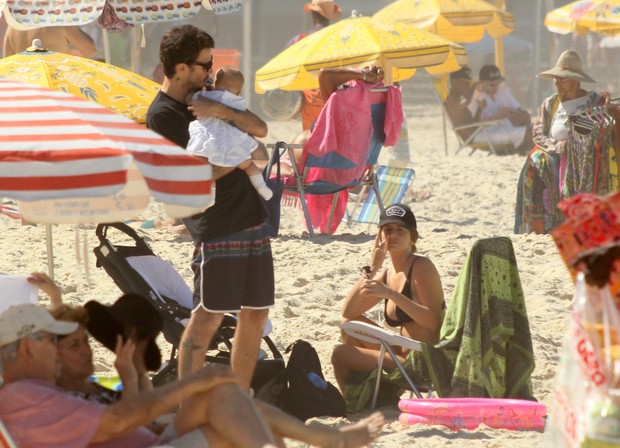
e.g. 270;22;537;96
386;206;406;218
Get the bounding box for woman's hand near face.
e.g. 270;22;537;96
114;335;138;391
370;231;387;273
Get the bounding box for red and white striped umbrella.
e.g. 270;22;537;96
0;79;212;224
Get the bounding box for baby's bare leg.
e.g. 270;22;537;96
242;159;273;200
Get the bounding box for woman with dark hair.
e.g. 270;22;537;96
331;203;445;394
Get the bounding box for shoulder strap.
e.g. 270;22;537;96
550;94;561;119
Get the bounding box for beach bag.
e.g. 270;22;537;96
261;142;285;238
280;340;347;421
544;273;620;447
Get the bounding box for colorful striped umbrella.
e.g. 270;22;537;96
0;79;212;224
255;16;467;92
0;43;160;125
0;0;240;28
545;0;620;36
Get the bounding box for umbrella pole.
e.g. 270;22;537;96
103;29;112;65
45;224;54;281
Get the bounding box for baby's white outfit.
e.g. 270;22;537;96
187;90;272;200
187;90;258;166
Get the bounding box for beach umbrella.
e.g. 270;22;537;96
373;0;515;44
545;0;620;36
0;79;213;277
0;41;160;124
255;15;467;93
0;0;240;28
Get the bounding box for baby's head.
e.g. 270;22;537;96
214;67;244;96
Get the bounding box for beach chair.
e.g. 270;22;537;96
0;419;16;448
267;84;402;236
92;222;284;389
341;237;535;410
443;103;514;156
349;165;416;226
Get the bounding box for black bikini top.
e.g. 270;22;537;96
383;257;417;327
383;256;446;327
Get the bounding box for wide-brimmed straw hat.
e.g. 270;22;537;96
538;49;596;83
304;0;341;22
85;294;163;372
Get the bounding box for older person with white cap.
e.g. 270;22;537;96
515;49;617;234
0;303;385;447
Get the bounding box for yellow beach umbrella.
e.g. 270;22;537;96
374;0;515;44
0;41;160;124
255;16;467;93
545;0;620;36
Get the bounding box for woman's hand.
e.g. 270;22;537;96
359;279;391;299
114;335;138;386
28;272;62;308
370;231;388;272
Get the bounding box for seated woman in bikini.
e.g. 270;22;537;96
331;203;445;394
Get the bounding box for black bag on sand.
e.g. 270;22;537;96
279;340;347;421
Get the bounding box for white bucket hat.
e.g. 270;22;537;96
0;304;77;346
538;49;596;83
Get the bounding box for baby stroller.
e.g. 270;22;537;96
92;222;284;390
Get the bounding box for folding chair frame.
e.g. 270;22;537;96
266;90;391;237
340;321;433;409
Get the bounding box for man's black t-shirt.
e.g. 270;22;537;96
146;91;266;242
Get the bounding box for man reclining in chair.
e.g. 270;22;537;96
1;280;385;447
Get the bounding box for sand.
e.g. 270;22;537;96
0;96;575;447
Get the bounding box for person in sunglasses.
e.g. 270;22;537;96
186;66;273;201
467;64;534;154
147;25;273;393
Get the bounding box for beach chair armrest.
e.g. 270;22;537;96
340;321;423;352
453;119;502;132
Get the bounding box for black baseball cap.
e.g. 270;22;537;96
450;66;473;82
378;203;416;229
479;64;505;82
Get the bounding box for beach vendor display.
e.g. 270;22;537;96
515;49;620;234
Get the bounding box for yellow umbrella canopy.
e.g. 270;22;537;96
545;0;620;36
374;0;515;43
0;42;160;124
255;16;467;93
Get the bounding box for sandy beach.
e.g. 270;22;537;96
0;88;575;447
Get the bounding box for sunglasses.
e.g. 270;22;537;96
190;58;214;71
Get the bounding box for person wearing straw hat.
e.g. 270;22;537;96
286;0;342;132
515;49;617;234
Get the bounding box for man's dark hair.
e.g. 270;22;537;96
159;25;215;78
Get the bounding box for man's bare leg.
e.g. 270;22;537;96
178;308;223;378
174;381;278;448
255;400;385;448
232;308;269;390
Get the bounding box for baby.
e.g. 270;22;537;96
186;67;272;200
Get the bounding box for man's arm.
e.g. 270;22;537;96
64;26;96;58
91;365;236;443
190;98;268;138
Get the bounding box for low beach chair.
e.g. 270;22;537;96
341;237;536;410
267;82;403;236
349;165;415;226
92;222;284;389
